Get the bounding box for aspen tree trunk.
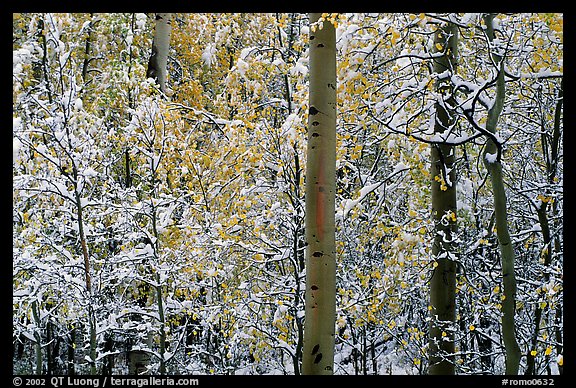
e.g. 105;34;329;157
73;174;98;374
302;13;337;375
525;201;551;375
67;326;76;375
155;273;167;375
34;15;53;104
32;300;43;374
482;14;521;375
428;22;458;375
276;15;305;373
81;13;95;85
292;147;305;376
525;79;563;375
551;81;563;375
147;13;172;94
151;203;167;375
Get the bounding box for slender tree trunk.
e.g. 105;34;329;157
151;166;167;375
487;158;521;375
35;15;53;104
155;272;167;375
525;203;551;375
72;164;98;374
81;13;94;85
125;149;132;188
67;325;76;375
482;14;521;375
46;320;56;375
478;315;494;372
278;19;305;373
550;80;563;376
32;300;43;375
147;13;172;94
102;332;114;375
88;305;98;374
526;79;563;375
555;306;563;375
301;13;337;375
428;22;458;375
292;147;305;376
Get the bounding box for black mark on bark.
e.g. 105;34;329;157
314;353;323;364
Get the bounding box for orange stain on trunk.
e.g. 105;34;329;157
315;150;325;241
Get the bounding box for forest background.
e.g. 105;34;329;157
12;12;563;376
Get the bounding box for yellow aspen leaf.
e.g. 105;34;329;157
545;347;553;356
540;301;547;309
391;30;400;44
469;325;475;331
530;350;537;356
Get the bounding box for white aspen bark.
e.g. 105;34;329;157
483;13;521;375
301;13;337;375
428;22;458;375
147;13;172;93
